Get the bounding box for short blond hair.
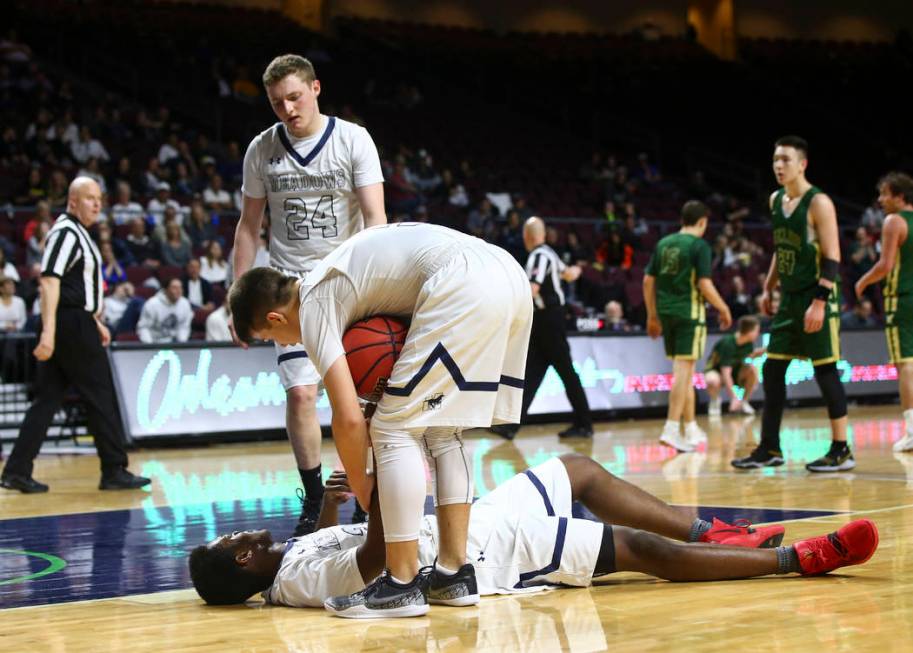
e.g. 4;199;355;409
262;54;316;87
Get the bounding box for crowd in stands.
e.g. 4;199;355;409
0;17;895;360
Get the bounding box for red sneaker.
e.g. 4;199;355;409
699;517;785;548
793;519;879;576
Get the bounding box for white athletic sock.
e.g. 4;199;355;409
663;420;679;434
904;409;913;432
435;561;458;576
389;574;413;586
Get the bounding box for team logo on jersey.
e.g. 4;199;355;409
269;156;282;165
422;393;445;411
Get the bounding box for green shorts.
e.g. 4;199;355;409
767;286;840;366
885;294;913;364
660;314;706;360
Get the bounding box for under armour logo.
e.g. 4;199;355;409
269;157;282;165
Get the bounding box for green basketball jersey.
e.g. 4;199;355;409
646;232;712;321
885;210;913;299
705;334;753;372
771;187;822;292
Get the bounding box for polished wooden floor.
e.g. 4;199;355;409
3;405;913;652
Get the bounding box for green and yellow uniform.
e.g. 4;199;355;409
705;334;753;382
767;187;841;365
884;210;913;363
646;232;711;360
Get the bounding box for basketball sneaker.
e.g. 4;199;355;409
699;517;785;548
738;401;756;415
792;519;879;575
708;398;722;417
660;428;695;453
325;568;430;618
684;422;707;447
293;488;322;537
805;444;856;473
428;563;480;606
731;446;785;469
892;432;913;453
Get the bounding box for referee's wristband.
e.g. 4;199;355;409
813;284;831;302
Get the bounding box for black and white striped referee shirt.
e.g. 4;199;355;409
525;243;565;310
41;213;103;315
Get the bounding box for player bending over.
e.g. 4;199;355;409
189;453;878;613
705;315;765;417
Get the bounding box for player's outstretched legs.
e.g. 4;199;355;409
561;453;784;548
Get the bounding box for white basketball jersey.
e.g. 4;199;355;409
242;116;383;274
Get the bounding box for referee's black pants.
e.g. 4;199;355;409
520;306;592;428
3;309;129;478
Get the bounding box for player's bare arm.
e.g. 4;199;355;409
697;277;733;330
804;193;840;334
355;182;387;227
322;355;375;510
643;274;661;338
232;194;268;277
856;214;907;299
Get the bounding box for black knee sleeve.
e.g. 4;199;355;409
593;525;616;577
760;358;791;450
814;363;848;419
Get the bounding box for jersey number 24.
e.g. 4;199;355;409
284;195;338;240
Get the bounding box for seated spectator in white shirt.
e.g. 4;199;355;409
136;278;193;343
158;132;181;166
111;182;145;226
70;126;109;164
147;182;183;226
182;259;214;310
200;241;229;286
0;249;19;282
205;302;232;342
0;276;26;332
202;174;232;212
104;281;145;336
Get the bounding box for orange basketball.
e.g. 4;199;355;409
342;316;408;401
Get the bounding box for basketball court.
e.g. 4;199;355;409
3;405;912;651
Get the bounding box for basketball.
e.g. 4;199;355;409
343;316;409;401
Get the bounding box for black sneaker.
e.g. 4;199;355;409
558;425;593;439
99;468;151;490
731;447;785;469
0;473;49;493
324;568;430;618
428;563;480;606
293;488;322;537
489;424;519;440
806;446;856;473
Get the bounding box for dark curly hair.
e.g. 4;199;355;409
188;544;268;605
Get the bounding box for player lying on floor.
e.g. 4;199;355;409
189;453;879;614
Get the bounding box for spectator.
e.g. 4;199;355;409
26;220;50;267
160;221;193;268
448;181;469;208
172;161;195;196
182;258;213;310
15;166;46;205
598;230;632;270
103;281;144;336
466;197;497;239
603;200;618;228
22;199;51;242
0;249;19;282
386;160;421;214
109;156;137;194
96;220;133;266
46;170;68;209
110;182;145;226
635;152;661;184
70;126;109;164
496;209;525;262
841;300;877;329
125;217;160;268
147;182;182;226
623;202;649;238
157;132;180;166
202;174;232;212
200;240;229;286
848;226;877;281
77;156;107;196
17;263;42;315
602;300;631;332
143;157;165;194
184;200;216;249
861;199;885;234
220;140;243;187
100;241;127;288
136;278;193;343
46;109;78;149
205;299;232;341
560;231;592;265
727;276;753;321
412;151;441;193
512;195;535;221
0;276;26;332
153;206;190;244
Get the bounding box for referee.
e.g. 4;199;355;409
492;217;593;440
0;177;150;493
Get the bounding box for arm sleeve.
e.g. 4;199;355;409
350;126;384;189
693;240;712;279
41;229;80;278
240;134;267;199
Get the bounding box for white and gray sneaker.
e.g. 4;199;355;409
428;563;480;606
684;422;708;447
738;401;756;415
708;398;722;417
660;427;695;453
325;568;430;618
893;432;913;453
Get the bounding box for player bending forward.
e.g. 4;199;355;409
189;453;878;612
230;222;532;618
